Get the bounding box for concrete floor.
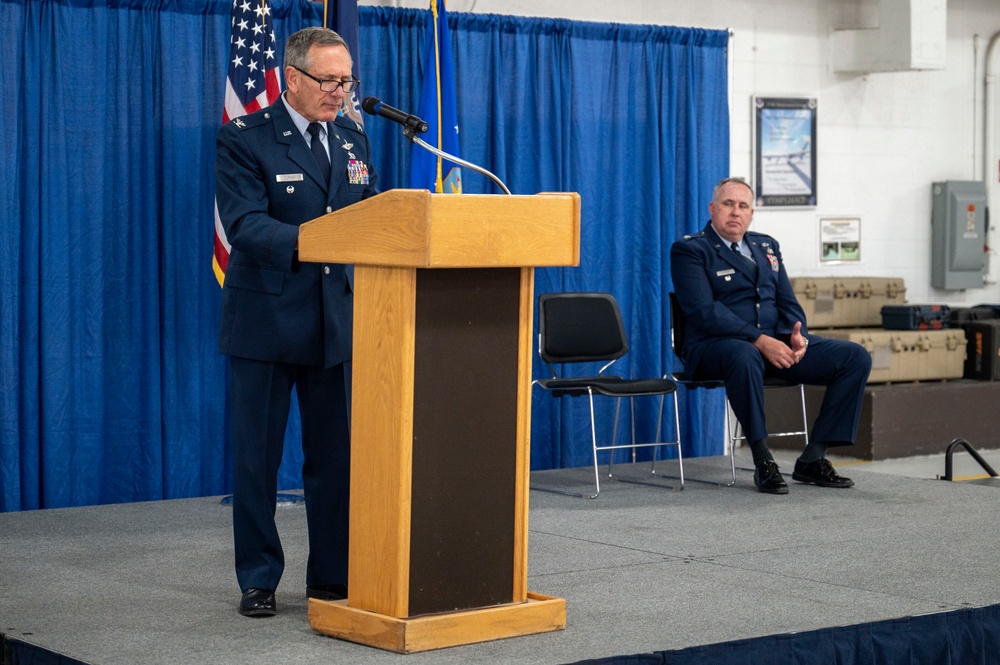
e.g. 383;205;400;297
812;445;1000;483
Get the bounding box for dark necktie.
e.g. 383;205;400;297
307;122;331;184
731;241;757;274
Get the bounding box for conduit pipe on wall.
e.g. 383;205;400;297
985;31;1000;189
984;31;1000;284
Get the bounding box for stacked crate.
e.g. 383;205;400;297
950;306;1000;380
790;277;965;383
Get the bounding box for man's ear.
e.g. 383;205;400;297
284;66;299;93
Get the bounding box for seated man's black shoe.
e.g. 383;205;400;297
307;583;348;601
792;458;854;488
753;461;789;494
239;588;276;617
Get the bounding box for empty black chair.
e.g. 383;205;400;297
533;292;682;498
668;292;809;486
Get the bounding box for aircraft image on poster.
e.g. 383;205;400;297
754;97;817;207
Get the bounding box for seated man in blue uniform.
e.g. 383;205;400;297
215;27;379;616
670;178;871;495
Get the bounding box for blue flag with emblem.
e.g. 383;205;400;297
323;0;363;125
409;0;462;193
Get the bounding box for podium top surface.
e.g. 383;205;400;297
298;189;580;268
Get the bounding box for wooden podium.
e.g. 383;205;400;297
297;189;580;653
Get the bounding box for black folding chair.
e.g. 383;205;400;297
533;292;682;498
668;292;809;485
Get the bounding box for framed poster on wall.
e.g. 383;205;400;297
753;96;817;207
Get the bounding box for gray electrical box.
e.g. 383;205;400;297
931;180;987;290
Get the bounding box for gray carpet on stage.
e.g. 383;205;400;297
3;449;999;665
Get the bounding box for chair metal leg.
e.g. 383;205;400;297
649;394;665;475
724;401;736;486
645;391;684;487
730;401;756;474
534;388;685;499
612;391;684;490
601;392;683;492
589;390;602;498
649;393;684;483
728;383;809;476
530;390;606;499
604;396;624;481
798;384;810;446
671;391;684;487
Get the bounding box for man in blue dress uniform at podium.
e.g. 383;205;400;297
215;27;379;617
671;178;870;495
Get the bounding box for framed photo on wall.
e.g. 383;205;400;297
819;216;861;263
753;96;817;207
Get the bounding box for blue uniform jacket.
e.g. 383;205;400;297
215;99;379;367
670;222;814;375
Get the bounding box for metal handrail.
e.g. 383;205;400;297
940;438;999;481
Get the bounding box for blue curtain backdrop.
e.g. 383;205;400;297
0;0;728;511
361;9;730;471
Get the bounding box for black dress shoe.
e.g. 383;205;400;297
792;458;854;488
307;583;348;601
754;461;789;494
239;588;276;617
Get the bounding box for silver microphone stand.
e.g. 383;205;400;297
403;127;511;195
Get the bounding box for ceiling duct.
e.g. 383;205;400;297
832;0;946;73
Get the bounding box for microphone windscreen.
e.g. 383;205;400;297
361;97;380;115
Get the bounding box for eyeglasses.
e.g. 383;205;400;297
293;66;360;93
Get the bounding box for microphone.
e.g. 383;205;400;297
361;97;429;134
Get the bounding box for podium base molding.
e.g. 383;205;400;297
308;592;567;653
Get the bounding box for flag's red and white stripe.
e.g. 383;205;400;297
213;0;282;286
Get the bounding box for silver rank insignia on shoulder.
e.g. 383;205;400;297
234;118;246;128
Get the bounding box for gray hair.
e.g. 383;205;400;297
284;27;350;70
712;177;754;202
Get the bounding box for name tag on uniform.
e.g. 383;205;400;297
716;268;736;276
276;173;304;182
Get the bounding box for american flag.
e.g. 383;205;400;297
213;0;282;286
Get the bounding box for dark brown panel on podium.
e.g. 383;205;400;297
409;268;520;615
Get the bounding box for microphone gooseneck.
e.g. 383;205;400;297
361;97;511;194
403;128;511;196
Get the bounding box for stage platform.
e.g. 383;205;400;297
3;448;1000;665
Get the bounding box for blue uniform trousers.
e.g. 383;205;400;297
229;356;351;592
694;336;871;446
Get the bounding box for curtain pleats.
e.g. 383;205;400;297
0;0;728;510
